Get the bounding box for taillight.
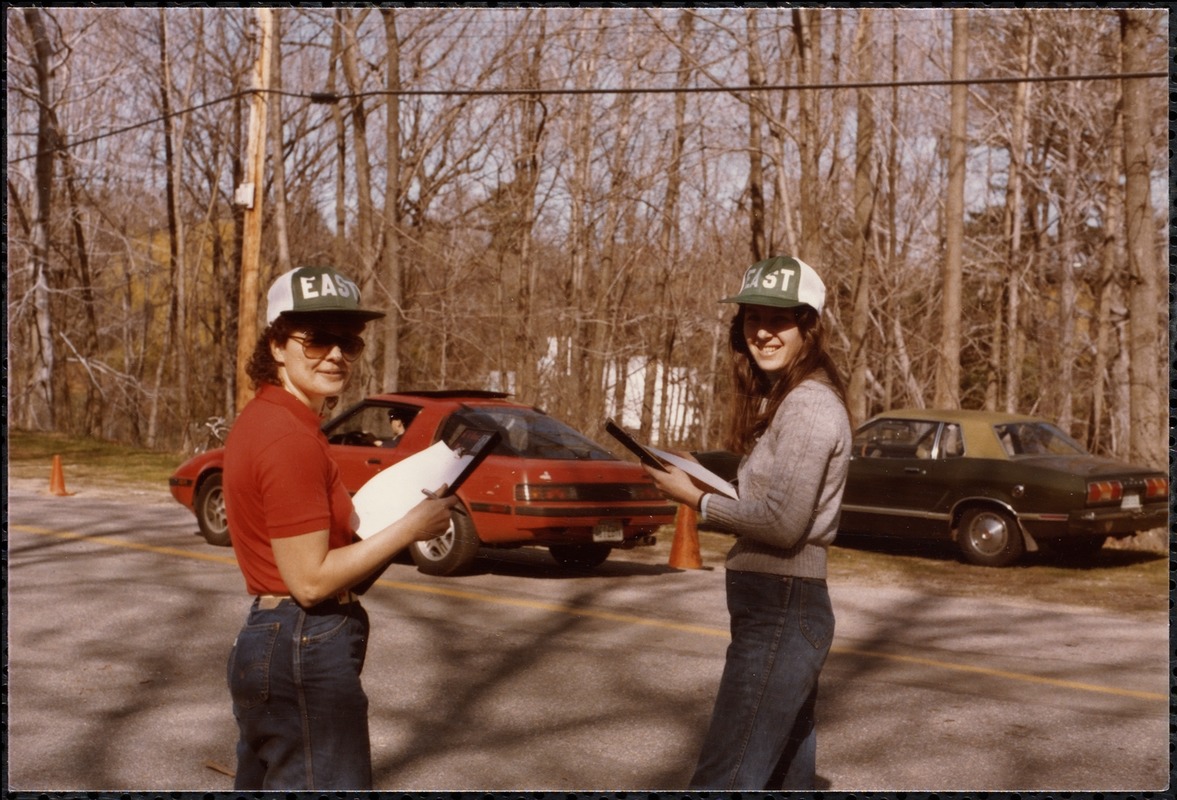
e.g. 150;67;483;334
516;484;580;501
1144;477;1168;500
1086;480;1123;504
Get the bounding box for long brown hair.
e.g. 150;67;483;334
725;304;849;454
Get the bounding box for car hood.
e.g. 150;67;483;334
1017;453;1161;479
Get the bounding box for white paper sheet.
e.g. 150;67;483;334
349;440;472;539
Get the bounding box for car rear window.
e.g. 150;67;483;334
443;406;616;461
993;422;1086;457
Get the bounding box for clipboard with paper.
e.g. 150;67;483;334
350;425;500;539
604;418;739;500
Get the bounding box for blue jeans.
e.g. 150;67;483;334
689;570;835;790
227;597;372;789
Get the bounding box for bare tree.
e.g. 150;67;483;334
846;9;876;424
935;9;967;408
1118;9;1165;468
20;8;59;431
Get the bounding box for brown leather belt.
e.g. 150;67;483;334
256;591;356;610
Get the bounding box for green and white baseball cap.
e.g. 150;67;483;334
720;256;826;314
266;266;386;324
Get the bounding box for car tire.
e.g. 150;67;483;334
956;506;1024;567
549;543;612;569
195;471;231;547
409;507;481;576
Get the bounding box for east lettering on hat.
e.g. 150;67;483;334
721;255;826;315
267;266;385;324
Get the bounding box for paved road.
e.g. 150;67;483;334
6;482;1168;792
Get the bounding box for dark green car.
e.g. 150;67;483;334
839;409;1168;567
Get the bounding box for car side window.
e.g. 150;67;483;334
326;404;418;447
853;419;939;459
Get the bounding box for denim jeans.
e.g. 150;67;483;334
227;597;372;789
689;570;835;790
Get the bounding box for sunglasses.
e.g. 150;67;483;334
288;331;366;362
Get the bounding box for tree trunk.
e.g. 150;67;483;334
791;8;822;257
269;8;292;275
376;11;404;392
338;9;378;399
846;9;876;424
158;9;191;447
935;9;967;409
329;16;348;267
23;8;58;431
1054;51;1080;433
745;9;766;263
1118;10;1164;468
1087;81;1123;456
1001;14;1034;414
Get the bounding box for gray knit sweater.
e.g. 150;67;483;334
701;379;851;579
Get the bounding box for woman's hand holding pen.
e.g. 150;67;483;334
406;485;459;541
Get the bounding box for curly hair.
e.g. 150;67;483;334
245;316;298;389
725;304;849;454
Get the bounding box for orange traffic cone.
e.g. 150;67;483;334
668;504;703;569
49;454;74;496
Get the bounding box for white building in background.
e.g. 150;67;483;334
486;337;699;446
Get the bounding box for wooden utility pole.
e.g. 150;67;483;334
234;8;272;414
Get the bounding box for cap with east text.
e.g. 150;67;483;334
266;266;386;324
720;255;826;315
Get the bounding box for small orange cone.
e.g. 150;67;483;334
668;504;703;569
49;454;74;496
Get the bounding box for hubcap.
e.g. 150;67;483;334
208;489;228;534
966;512;1009;556
416;524;455;561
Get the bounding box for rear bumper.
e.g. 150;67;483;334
1020;505;1167;538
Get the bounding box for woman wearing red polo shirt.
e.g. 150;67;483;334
223;266;456;790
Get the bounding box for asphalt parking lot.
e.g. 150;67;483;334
6;481;1169;791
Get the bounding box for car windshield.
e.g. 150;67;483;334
444;406;616;461
993;421;1087;457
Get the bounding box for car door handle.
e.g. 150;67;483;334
904;467;925;475
366;458;383;465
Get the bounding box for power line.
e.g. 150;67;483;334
8;71;1167;165
309;71;1168;100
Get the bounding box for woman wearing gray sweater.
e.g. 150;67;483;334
645;255;851;790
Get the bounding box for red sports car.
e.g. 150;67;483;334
169;391;676;575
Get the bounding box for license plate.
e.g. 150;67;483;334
593;520;624;543
1121;493;1141;509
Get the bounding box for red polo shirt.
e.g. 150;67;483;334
223;383;355;595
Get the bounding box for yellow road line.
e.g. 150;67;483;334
832;646;1167;701
11;524;1166;702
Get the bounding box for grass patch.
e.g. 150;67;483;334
6;428;185;491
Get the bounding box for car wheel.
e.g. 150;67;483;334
549;543;612;569
1046;535;1107;560
409;507;481;576
956;506;1024;567
195;472;231;547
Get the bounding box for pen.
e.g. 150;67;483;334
422;487;467;515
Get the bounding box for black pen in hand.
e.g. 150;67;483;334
421;487;467;515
